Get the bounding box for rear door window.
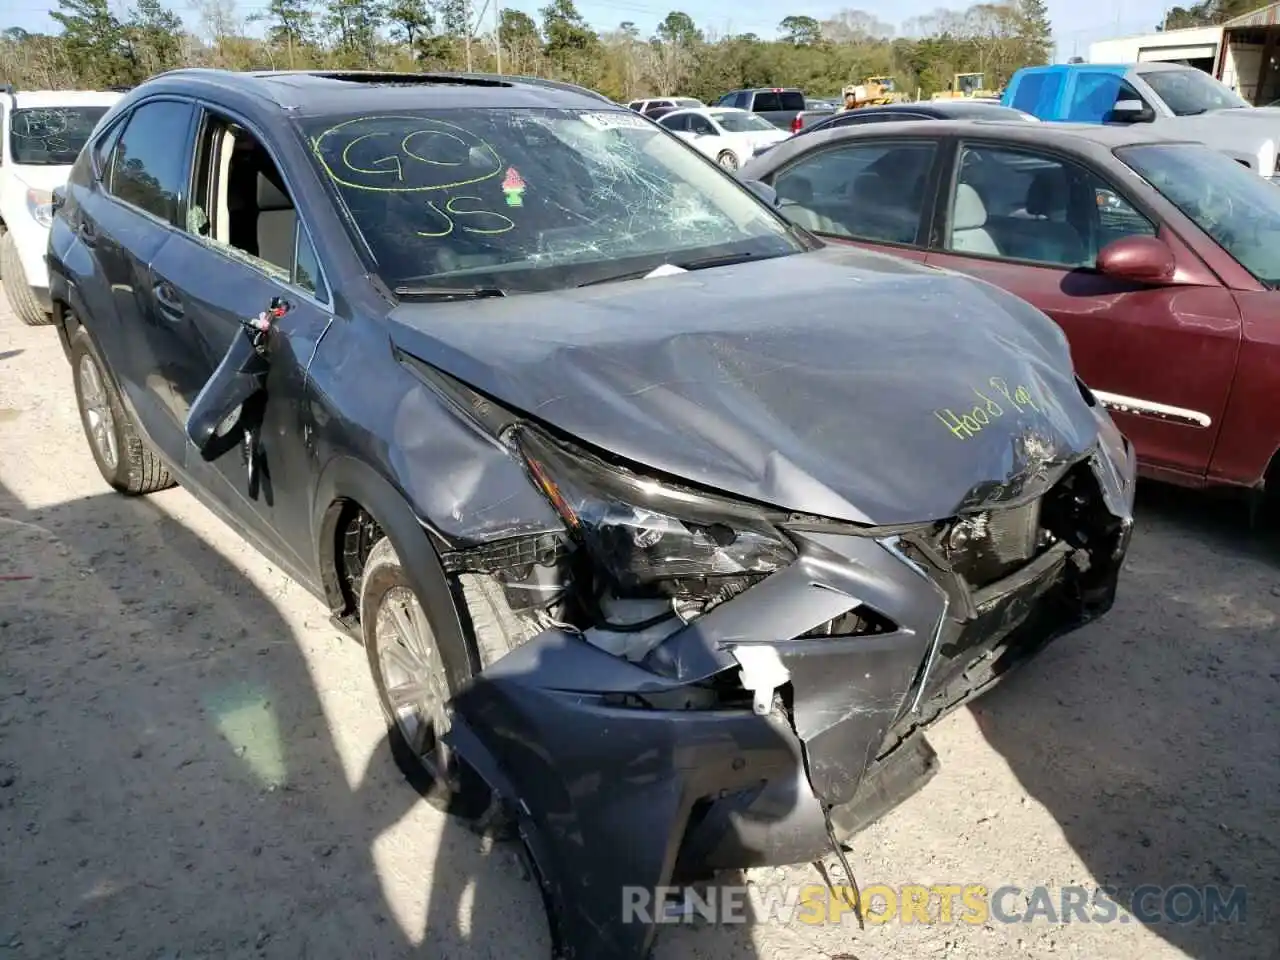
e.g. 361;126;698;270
1012;72;1062;116
688;115;716;135
772;140;937;246
105;99;195;227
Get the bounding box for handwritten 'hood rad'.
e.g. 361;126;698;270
386;244;1103;525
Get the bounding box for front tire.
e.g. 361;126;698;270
69;327;174;495
0;230;51;327
360;536;494;821
717;150;740;171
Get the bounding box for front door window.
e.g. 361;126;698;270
943;144;1155;268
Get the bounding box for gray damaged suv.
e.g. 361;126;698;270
47;68;1136;959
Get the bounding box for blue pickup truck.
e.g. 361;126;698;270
1001;62;1280;179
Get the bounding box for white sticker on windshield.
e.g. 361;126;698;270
579;111;651;131
644;264;687;279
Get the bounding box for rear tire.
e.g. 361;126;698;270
0;230;51;327
716;150;740;171
69;327;174;495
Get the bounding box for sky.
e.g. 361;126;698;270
3;0;1180;64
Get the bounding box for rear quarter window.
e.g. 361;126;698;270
779;92;806;112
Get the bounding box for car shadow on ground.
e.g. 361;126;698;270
0;481;544;958
973;480;1280;959
0;480;773;959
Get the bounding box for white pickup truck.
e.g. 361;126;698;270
1003;62;1280;180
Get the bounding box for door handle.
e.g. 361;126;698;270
153;279;184;318
78;221;96;247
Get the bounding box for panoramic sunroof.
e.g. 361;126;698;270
302;71;512;89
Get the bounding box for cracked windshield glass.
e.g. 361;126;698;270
301;108;802;292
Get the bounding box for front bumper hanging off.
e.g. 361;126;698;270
445;454;1134;959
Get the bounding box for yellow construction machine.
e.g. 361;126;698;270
931;72;1000;101
841;76;907;109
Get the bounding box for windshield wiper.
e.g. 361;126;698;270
393;285;507;301
578;251;777;287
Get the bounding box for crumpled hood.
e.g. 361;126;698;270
386;245;1103;526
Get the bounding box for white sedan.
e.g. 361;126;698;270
656;107;790;171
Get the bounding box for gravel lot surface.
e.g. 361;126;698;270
1;291;1277;960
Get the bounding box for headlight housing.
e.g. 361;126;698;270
514;425;796;599
26;188;54;228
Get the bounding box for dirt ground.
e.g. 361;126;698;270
1;291;1277;960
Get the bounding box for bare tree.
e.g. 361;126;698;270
821;9;895;43
193;0;240;64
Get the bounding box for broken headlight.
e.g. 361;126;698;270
514;425;796;599
1090;404;1137;517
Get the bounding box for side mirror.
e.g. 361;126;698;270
185;298;289;468
186;326;269;458
1110;99;1155;123
1096;235;1175;283
743;179;780;207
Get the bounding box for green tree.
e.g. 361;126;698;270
499;8;540;47
497;7;541;72
125;0;184;80
540;0;596;81
435;0;470;38
16;0;1063;106
779;14;822;46
262;0;316;54
324;0;385;66
1014;0;1052;66
50;0;130;86
386;0;433;47
656;10;701;46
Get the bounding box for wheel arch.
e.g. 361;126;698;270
1262;442;1280;505
311;456;475;664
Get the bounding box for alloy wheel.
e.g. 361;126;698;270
718;152;739;170
78;353;118;471
375;585;452;769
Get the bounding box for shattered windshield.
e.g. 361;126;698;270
9;106;110;165
300;108;802;291
1139;68;1249;115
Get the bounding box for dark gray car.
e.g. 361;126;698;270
47;69;1135;960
